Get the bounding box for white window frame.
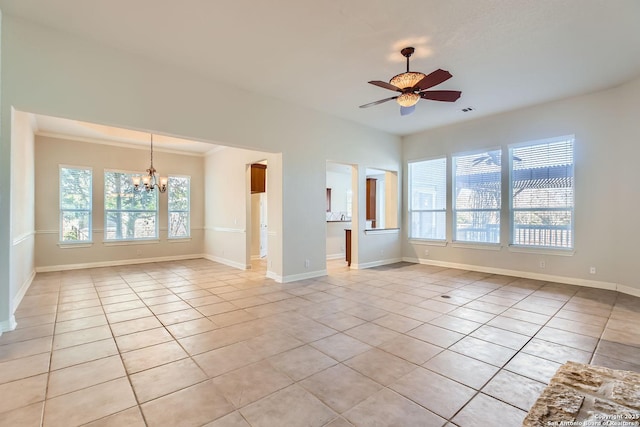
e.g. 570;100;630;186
59;165;93;244
168;175;191;239
104;169;159;242
408;156;447;241
509;135;575;250
452;148;502;245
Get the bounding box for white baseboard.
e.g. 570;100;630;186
326;253;345;260
617;283;640;298
35;254;206;273
401;257;638;296
352;257;403;270
280;269;328;283
266;270;282;283
13;269;36;313
0;315;17;335
203;254;251;270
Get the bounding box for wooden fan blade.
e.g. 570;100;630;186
368;80;402;92
415;69;453;90
359;96;398;108
420;90;462;102
400;105;416;116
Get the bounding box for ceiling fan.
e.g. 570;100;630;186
359;47;462;116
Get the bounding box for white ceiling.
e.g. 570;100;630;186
33;114;217;154
2;0;640;137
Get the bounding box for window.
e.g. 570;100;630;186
104;170;158;240
408;157;447;240
60;166;92;242
453;150;501;243
168;176;190;238
510;136;574;248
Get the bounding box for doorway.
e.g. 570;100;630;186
250;162;268;270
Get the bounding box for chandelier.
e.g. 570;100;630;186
132;134;167;193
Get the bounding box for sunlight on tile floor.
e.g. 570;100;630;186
1;259;639;426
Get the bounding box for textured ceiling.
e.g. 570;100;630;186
2;0;640;136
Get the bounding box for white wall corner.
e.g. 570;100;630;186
0;316;18;335
203;254;250;271
266;270;283;283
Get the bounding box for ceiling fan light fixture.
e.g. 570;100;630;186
397;92;420;107
389;71;426;89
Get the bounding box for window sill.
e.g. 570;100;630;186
409;239;448;247
508;245;575;256
451;242;502;251
168;237;191;243
364;228;400;235
103;239;160;246
58;242;94;249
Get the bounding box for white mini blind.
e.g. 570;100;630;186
453;150;501;243
408;157;447;240
510;137;574;248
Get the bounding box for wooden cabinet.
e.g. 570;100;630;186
366;178;376;228
251;164;267;193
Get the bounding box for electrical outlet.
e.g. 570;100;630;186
304;259;310;268
590;267;596;274
136;249;142;256
424;249;429;256
539;260;546;269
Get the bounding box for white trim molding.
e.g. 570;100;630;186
0;316;18;335
12;231;35;246
265;271;282;283
280;269;328;283
210;227;246;234
364;228;400;235
326;253;345;260
409;239;448;247
450;242;502;251
203;254;250;270
36;253;205;273
352;257;403;270
401;257;640;296
13;270;36;314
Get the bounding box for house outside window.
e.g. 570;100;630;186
104;170;158;241
408;157;447;240
60;166;93;242
453;149;501;244
168;175;190;238
510;136;574;249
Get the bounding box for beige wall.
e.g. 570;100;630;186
403;75;640;294
34;135;205;269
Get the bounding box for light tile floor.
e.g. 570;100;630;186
1;259;640;427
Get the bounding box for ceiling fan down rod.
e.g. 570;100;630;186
400;46;415;73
